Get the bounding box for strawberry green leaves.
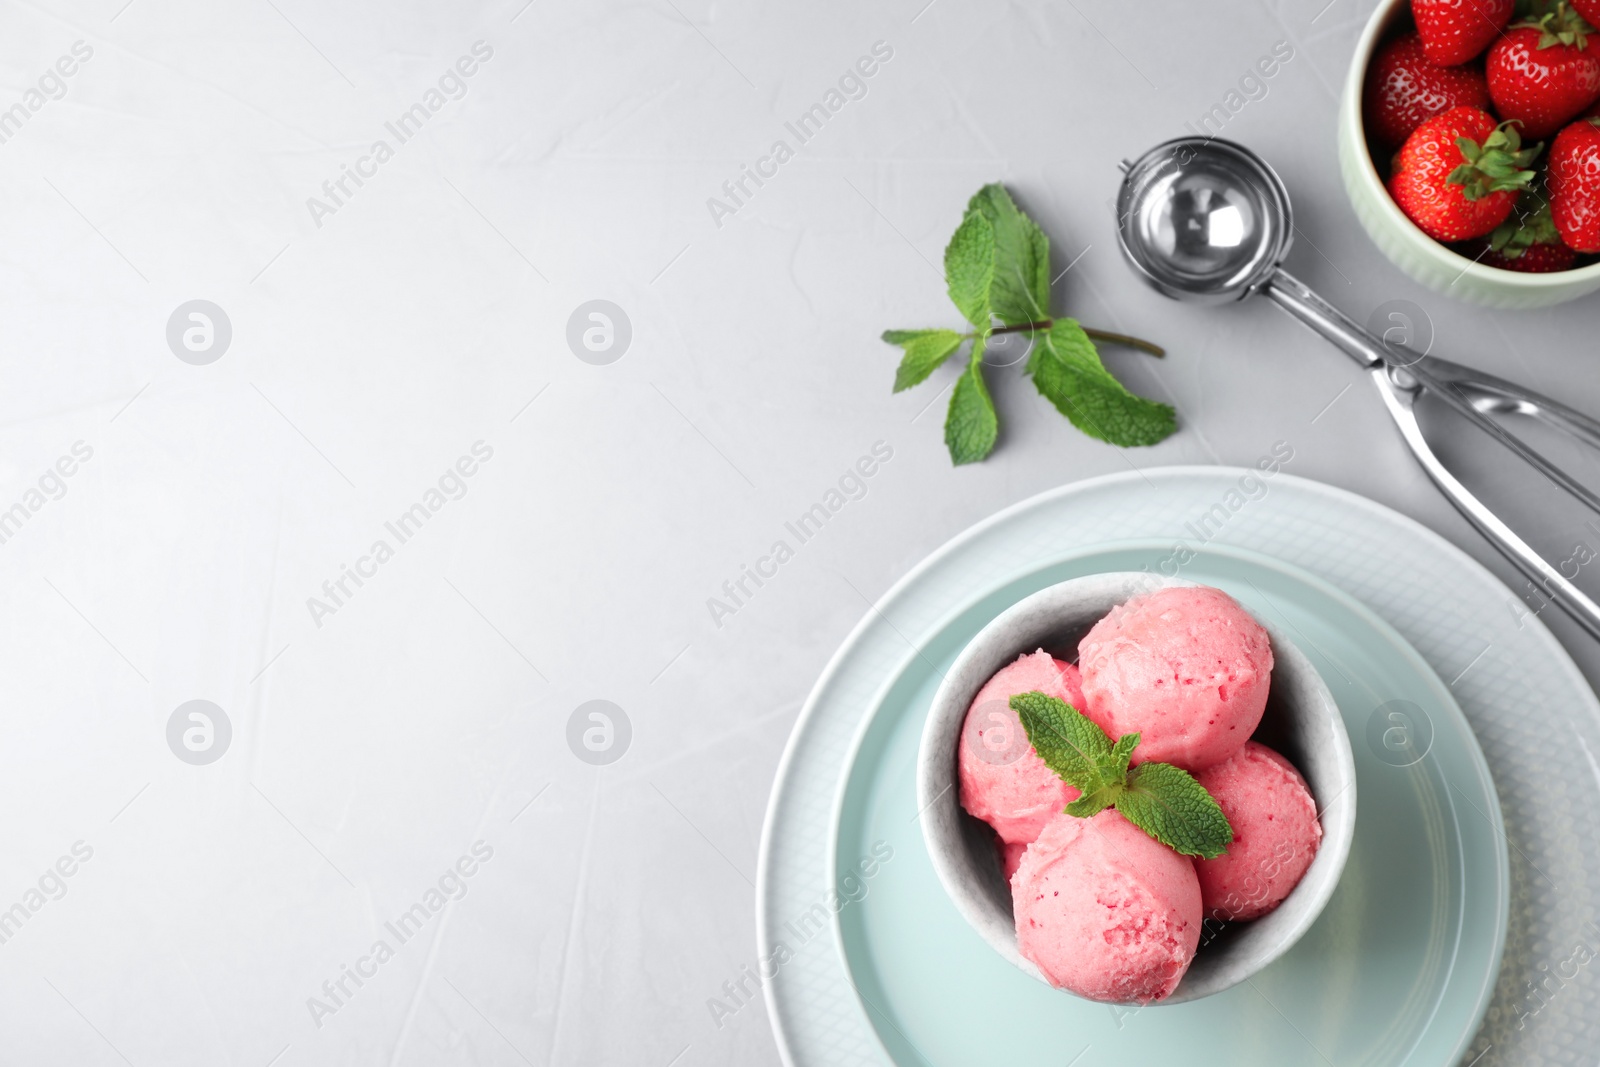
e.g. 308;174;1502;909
1448;122;1541;202
882;182;1176;465
1011;691;1233;859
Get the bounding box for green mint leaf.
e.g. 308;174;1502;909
1116;761;1234;860
885;183;1178;464
1011;700;1233;856
1099;731;1140;781
1064;783;1121;819
1011;690;1113;791
944;208;996;329
882;329;966;392
966;184;1051;326
944;338;998;465
1028;319;1176;447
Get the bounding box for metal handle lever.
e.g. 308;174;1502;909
1372;366;1600;643
1265;267;1600;640
1263;269;1386;371
1405;360;1600;522
1414;357;1600;452
1268;267;1600;452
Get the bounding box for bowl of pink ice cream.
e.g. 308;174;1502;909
918;572;1356;1005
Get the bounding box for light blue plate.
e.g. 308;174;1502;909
830;542;1507;1066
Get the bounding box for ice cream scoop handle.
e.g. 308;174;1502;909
1261;269;1384;370
1267;269;1600;449
1372;366;1600;643
1414;358;1600;452
1265;267;1600;519
1405;360;1600;521
1263;266;1600;637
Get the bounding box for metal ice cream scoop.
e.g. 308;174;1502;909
1116;137;1600;641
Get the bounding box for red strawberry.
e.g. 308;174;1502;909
1366;33;1491;147
1486;4;1600;140
1474;186;1580;268
1575;0;1600;29
1415;0;1517;65
1388;107;1542;240
1479;241;1580;268
1548;116;1600;249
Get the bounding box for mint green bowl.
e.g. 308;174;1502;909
1338;0;1600;309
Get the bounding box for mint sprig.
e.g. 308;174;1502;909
944;207;997;328
884;329;964;392
946;336;999;464
881;183;1176;466
1030;320;1176;447
1010;690;1233;859
966;183;1050;327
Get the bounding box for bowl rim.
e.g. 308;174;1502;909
1341;0;1600;288
912;568;1357;1004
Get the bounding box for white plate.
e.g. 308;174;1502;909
757;467;1600;1066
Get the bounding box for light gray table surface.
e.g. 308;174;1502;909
4;1;1599;1064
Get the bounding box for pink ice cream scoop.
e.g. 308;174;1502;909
996;836;1028;883
1013;809;1202;1003
1078;585;1273;771
1192;741;1322;921
959;651;1085;844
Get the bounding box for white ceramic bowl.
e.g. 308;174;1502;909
916;572;1357;1004
1337;0;1600;308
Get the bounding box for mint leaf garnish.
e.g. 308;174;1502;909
944;338;998;465
1118;762;1233;860
1010;690;1111;788
1107;731;1140;767
883;329;965;392
965;184;1050;326
883;183;1176;465
944;208;996;329
1029;319;1176;447
1064;780;1123;819
1012;691;1233;859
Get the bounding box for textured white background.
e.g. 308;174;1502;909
2;0;1598;1064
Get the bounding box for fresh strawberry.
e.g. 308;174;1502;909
1479;240;1580;268
1474;186;1580;268
1388;107;1542;240
1548;116;1600;249
1575;0;1600;30
1486;4;1600;140
1415;0;1517;65
1365;33;1492;147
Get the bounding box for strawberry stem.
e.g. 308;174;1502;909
1447;122;1543;201
1515;0;1592;47
1490;181;1562;255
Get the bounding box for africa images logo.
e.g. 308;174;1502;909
305;41;494;229
705;41;894;229
306;841;495;1029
